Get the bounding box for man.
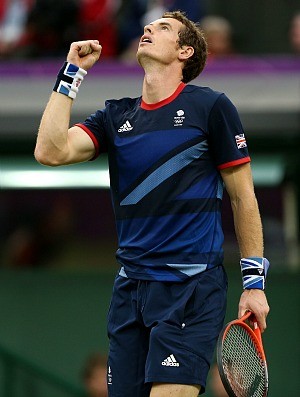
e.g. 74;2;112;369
289;11;300;54
82;353;108;397
35;11;270;397
207;363;228;397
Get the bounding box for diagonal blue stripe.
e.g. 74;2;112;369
120;140;208;206
167;263;207;276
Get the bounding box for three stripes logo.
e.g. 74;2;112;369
118;120;133;133
161;354;180;367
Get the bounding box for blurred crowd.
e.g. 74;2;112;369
0;0;206;61
1;0;299;62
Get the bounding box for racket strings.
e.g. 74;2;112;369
222;325;267;397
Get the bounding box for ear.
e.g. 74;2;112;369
178;46;194;61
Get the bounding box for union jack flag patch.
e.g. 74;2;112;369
235;134;247;149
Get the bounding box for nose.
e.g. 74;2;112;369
144;24;153;34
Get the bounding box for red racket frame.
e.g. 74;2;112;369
217;311;268;397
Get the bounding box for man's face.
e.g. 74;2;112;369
290;15;300;52
136;17;184;66
85;365;107;397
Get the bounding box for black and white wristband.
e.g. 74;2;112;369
53;62;87;99
240;257;270;290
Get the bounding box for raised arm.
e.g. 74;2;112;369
221;163;270;331
34;40;102;166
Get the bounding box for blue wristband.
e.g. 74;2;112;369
53;62;87;99
240;257;270;290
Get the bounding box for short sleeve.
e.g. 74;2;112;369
208;94;250;169
75;108;108;160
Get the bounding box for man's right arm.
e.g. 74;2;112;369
34;40;102;166
34;92;95;166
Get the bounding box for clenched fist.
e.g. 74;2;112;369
67;40;102;71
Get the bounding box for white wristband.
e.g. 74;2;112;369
240;257;270;290
53;62;87;99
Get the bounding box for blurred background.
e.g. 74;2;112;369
0;0;299;396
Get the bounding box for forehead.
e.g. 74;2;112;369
149;17;183;32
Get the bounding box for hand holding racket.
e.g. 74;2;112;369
217;311;268;397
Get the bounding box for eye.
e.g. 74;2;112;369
161;25;169;30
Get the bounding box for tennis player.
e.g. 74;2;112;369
34;11;270;397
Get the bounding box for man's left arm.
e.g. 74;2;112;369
221;162;270;332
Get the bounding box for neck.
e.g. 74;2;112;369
141;64;183;104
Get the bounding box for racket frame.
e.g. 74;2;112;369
216;311;268;397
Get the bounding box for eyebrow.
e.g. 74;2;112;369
150;21;173;29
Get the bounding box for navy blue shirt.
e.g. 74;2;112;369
77;83;250;281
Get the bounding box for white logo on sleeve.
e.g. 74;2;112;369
161;354;180;366
118;120;133;132
235;133;247;149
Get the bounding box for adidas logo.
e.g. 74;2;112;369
118;120;133;133
161;354;180;367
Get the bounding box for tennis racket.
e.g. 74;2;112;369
216;311;268;397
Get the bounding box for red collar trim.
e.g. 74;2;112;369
140;82;186;110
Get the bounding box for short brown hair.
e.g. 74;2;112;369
162;10;207;83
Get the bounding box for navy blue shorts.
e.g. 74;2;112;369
107;265;227;396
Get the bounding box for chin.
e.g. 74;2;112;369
136;50;147;66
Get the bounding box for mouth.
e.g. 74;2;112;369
140;35;153;45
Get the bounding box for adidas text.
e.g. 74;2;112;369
161;354;180;367
118;120;133;132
